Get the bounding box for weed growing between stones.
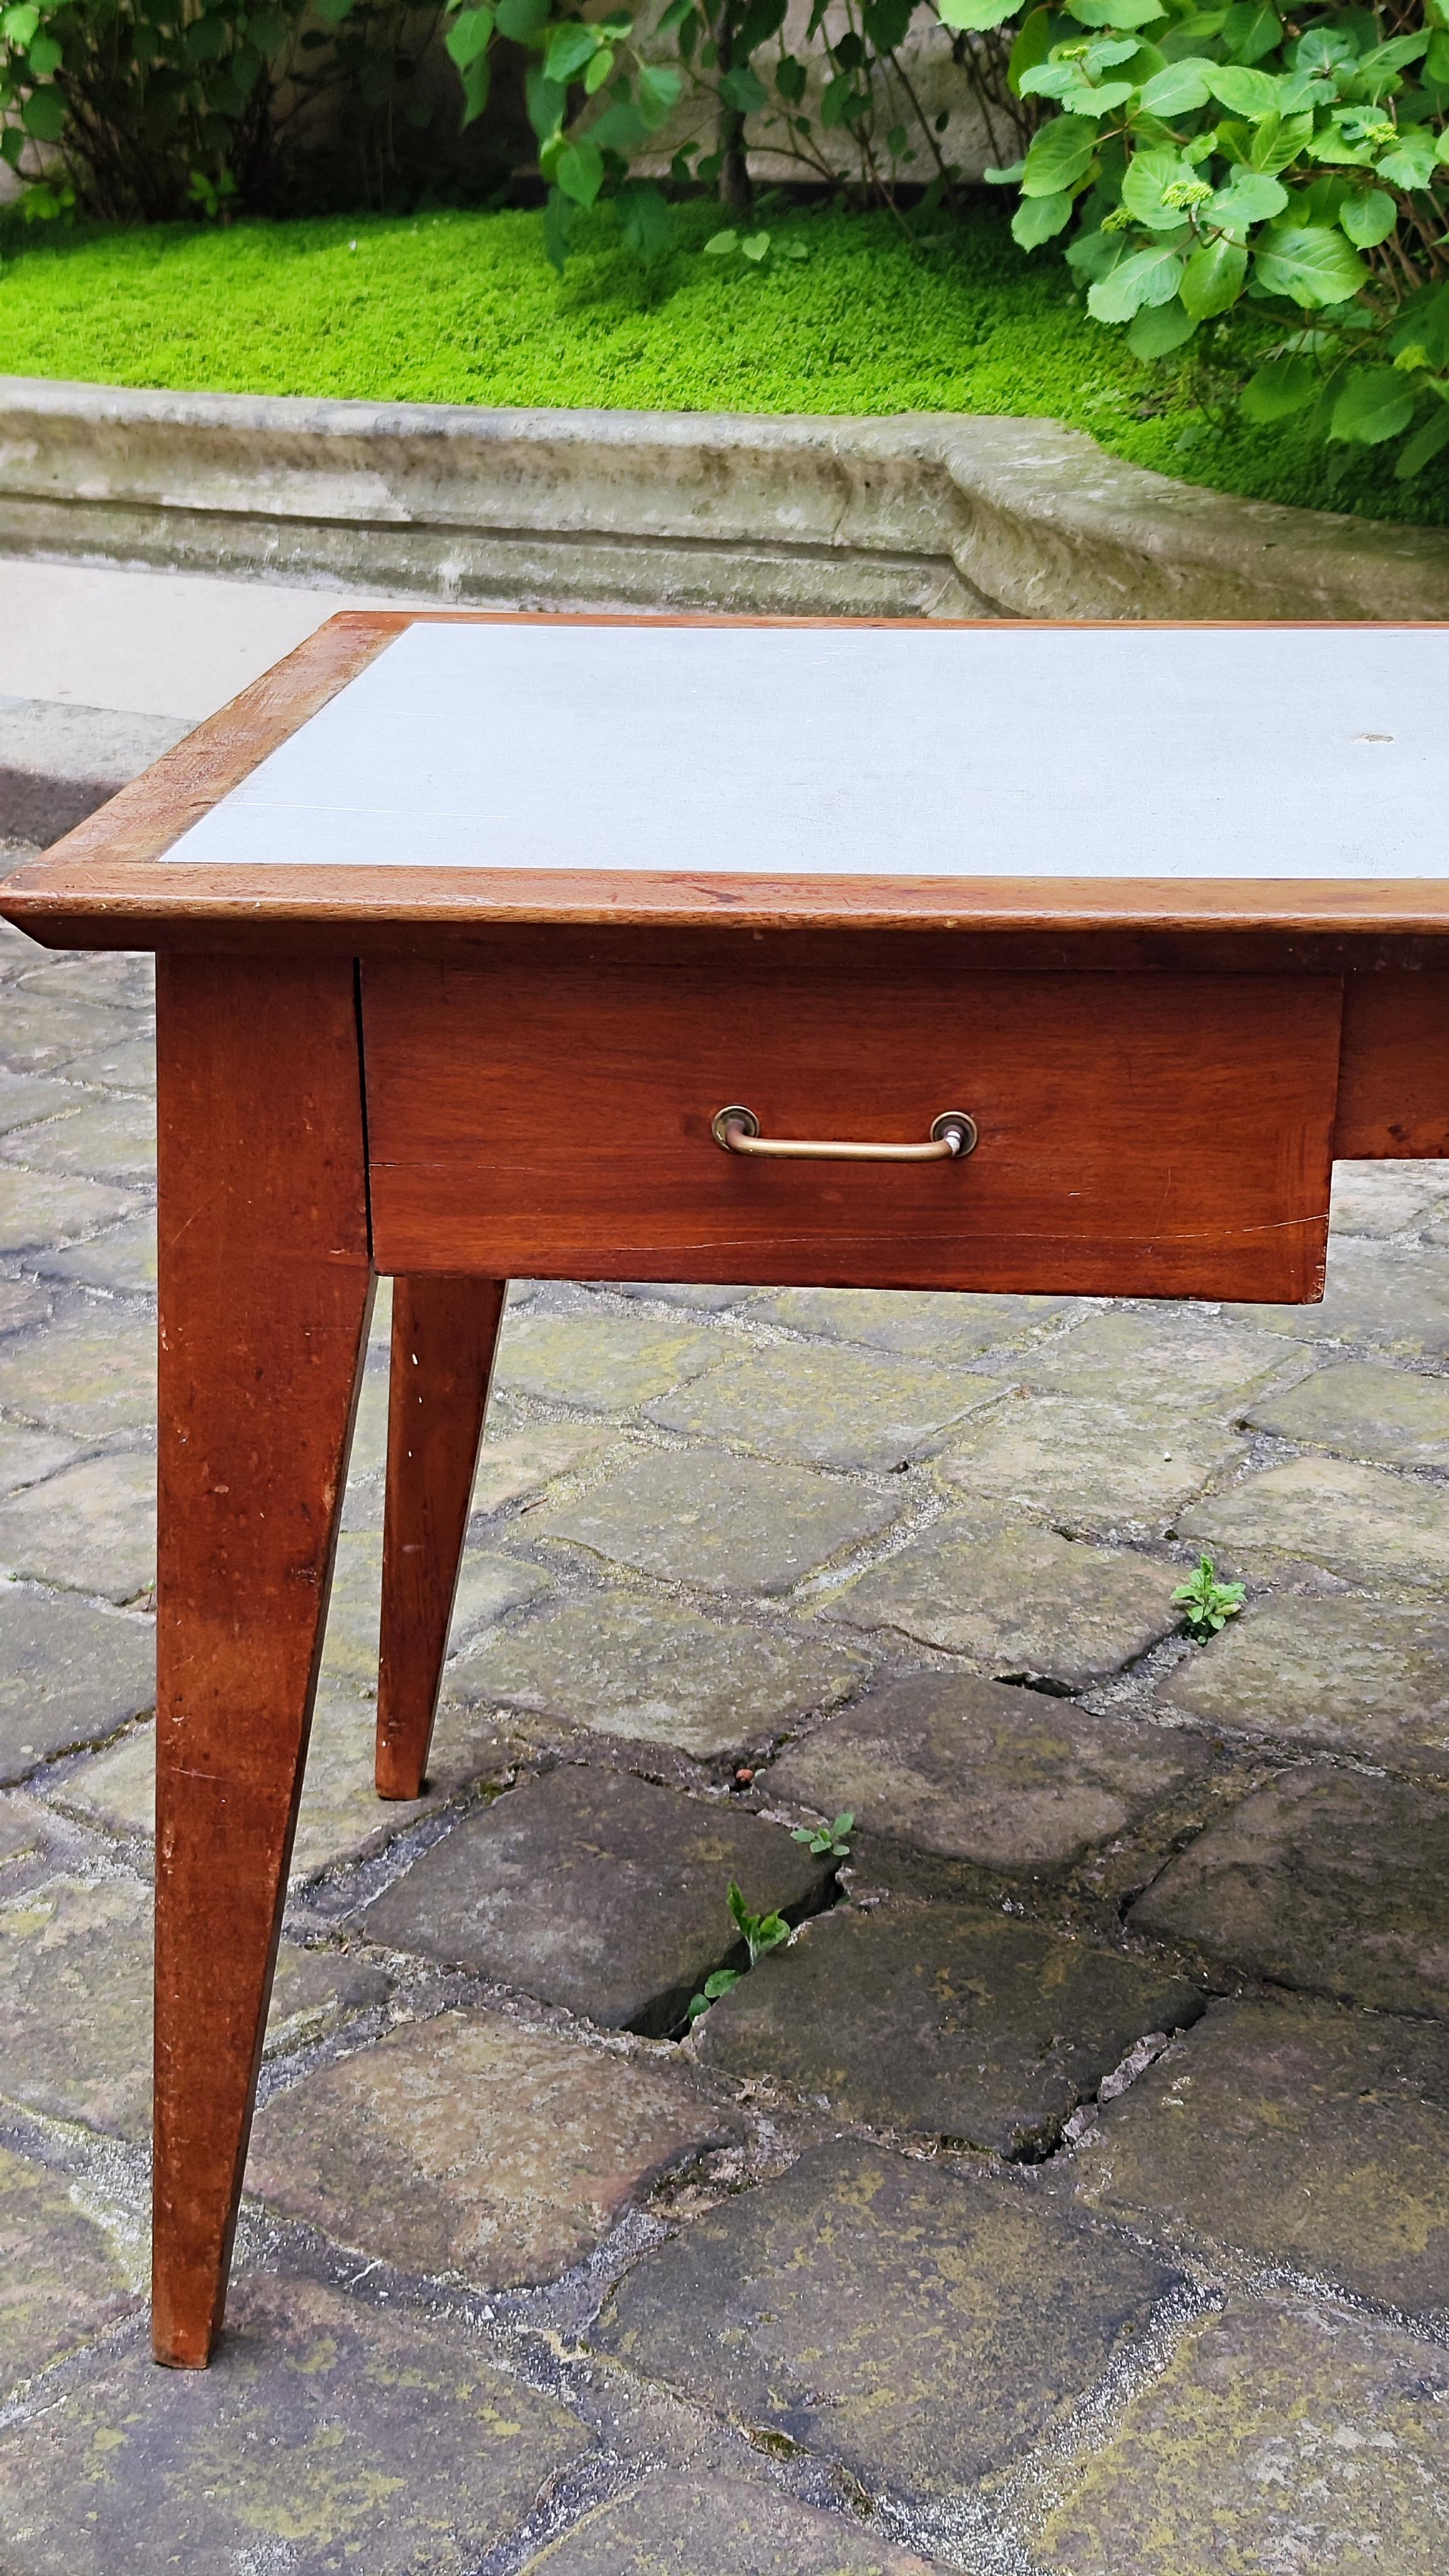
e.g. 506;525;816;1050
791;1808;855;1858
686;1879;791;2023
1171;1552;1246;1643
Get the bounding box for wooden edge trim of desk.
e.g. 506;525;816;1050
4;609;1448;947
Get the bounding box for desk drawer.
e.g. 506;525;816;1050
361;948;1341;1300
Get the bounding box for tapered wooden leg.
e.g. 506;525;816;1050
375;1275;506;1799
152;955;374;2369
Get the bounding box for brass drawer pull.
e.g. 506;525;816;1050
712;1106;977;1163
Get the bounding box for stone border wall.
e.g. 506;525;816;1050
1;374;1446;621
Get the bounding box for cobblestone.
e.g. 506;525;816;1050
1156;1592;1449;1772
1180;1453;1449;1586
519;2474;938;2573
1230;1238;1449;1357
0;2270;593;2575
644;1342;993;1470
535;1446;900;1594
35;1209;157;1293
0;1452;155;1601
999;1305;1292;1408
1330;1156;1449;1236
0;1872;386;2140
318;1530;546;1693
364;1766;833;2034
1130;1766;1449;2016
592;2137;1175;2503
938;1393;1243;1536
766;1671;1211;1870
0;1095;155;1185
0;1077;78;1137
696;1901;1205;2153
752;1286;1074;1360
824;1510;1182;1685
492;1308;723;1411
1245;1355;1449;1467
450;1588;867;1762
0;1586;153;1780
1062;1996;1449;2312
248;2006;736;2287
0;1167;138;1255
0;2142;142;2397
1036;2299;1449;2576
60;1692;521;1879
0;1422;76;1499
0;1302;156;1440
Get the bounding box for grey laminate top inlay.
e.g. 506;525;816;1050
162;621;1445;880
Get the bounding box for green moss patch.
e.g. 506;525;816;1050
0;197;1442;526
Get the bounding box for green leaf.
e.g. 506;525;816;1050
26;30;60;73
1063;0;1166;25
553;136;604;204
1181;231;1247;314
937;0;1017;28
19;82;62;137
1136;57;1213;114
494;0;550;40
702;226;737;253
1375;129;1440;191
1122;147;1211;227
1396;406;1449;480
616;177;672;263
1330;365;1417;446
1020;111;1099;195
775;52;805;100
460;52;492;120
1012;186;1075;246
587;93;648;148
1008;6;1054;96
636;59;680;123
719;62;766;111
583;43;613;91
1088;240;1184;319
1253;219;1368;306
740;230;770;260
542;21;599;84
1340;186;1396;248
1235;107;1313;173
1128;294;1198;353
1222;0;1279;63
1206;167;1287;229
1239;350;1316;418
1204;61;1280;117
1;6;40;46
444;4;494;70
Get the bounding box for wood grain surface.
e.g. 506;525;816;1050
152;955;373;2368
1335;972;1449;1157
361;946;1344;1300
375;1275;506;1801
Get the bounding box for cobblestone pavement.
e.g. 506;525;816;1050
2;863;1448;2572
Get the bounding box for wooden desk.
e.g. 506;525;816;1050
4;611;1447;2371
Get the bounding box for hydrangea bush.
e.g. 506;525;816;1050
949;0;1449;479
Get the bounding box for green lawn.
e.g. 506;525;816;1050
0;197;1442;527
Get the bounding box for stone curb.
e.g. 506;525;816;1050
3;375;1446;625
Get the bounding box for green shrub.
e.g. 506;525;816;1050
0;0;455;219
953;0;1449;486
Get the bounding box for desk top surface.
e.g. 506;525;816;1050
4;612;1448;943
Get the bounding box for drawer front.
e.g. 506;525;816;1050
362;954;1341;1300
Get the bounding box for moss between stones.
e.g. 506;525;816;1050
1;197;1444;529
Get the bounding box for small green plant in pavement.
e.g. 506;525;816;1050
1173;1552;1245;1641
791;1809;855;1858
686;1879;792;2023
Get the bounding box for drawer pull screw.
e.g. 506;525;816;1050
711;1106;977;1163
